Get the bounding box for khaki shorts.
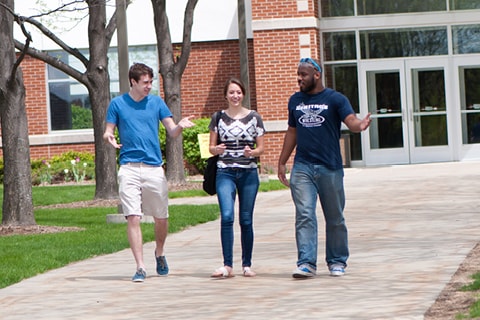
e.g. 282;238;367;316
118;163;169;219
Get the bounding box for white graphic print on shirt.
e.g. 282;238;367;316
296;102;329;128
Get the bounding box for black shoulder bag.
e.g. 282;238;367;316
202;112;220;195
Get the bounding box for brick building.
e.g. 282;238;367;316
6;0;480;171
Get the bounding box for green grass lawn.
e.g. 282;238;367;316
0;184;221;289
0;205;219;289
458;274;480;318
0;180;287;289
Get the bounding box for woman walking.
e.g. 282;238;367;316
208;77;265;278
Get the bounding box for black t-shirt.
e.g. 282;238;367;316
288;88;354;170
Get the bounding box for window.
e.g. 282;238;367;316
323;32;356;61
47;51;90;131
450;0;480;10
459;67;480;144
108;45;160;97
357;0;446;15
47;45;158;131
321;0;480;17
324;64;359;113
360;27;448;59
452;24;480;54
321;0;354;17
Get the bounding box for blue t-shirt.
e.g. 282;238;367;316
106;93;172;165
288;88;355;170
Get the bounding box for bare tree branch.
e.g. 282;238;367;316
19;15;88;67
14;39;86;84
27;0;89;19
152;0;174;71
105;0;132;46
10;16;32;85
0;2;32;84
178;0;198;74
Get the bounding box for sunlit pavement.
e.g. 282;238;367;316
1;161;479;319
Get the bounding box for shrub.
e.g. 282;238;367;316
182;117;211;173
159;117;211;175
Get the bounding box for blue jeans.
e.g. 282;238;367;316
216;168;259;268
290;162;349;269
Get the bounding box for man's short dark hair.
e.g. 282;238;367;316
128;63;154;86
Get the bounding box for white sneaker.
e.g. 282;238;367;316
329;264;345;277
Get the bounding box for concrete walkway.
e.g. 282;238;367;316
1;161;479;319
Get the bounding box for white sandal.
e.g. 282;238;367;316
211;266;234;278
243;267;256;277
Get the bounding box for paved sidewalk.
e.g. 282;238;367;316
1;161;479;319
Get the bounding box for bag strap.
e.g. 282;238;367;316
213;111;221;126
213;111;221;144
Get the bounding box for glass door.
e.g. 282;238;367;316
455;56;480;160
359;60;410;165
359;59;453;165
405;59;453;163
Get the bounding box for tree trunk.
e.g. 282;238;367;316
0;76;35;225
163;75;185;184
151;0;199;184
87;0;119;199
88;78;119;199
237;0;251;108
0;0;35;226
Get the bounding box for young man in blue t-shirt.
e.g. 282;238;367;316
277;58;371;279
104;63;194;282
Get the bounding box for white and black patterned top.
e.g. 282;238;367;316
208;110;265;169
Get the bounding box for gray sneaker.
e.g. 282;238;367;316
155;254;169;276
292;264;316;279
132;268;146;282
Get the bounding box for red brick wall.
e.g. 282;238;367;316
251;0;319;19
22;55;49;135
29;144;95;159
162;40;257;117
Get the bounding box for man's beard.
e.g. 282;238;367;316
300;79;316;93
